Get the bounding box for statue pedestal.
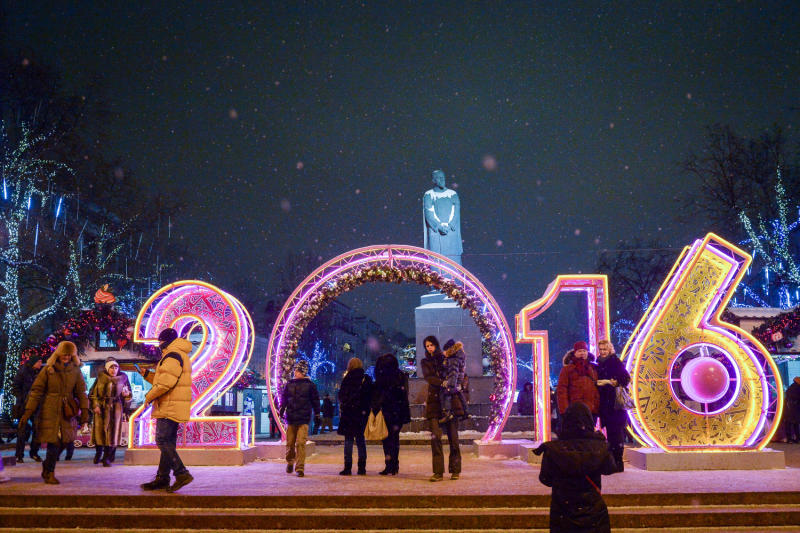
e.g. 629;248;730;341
415;293;483;376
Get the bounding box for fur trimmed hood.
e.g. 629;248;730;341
563;349;596;366
444;341;464;358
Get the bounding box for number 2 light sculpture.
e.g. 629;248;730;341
128;281;255;450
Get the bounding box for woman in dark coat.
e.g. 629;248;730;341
517;382;534;415
90;357;132;466
337;357;373;475
595;339;631;471
421;335;465;481
534;401;617;533
371;352;411;475
22;341;89;484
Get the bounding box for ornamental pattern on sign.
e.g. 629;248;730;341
129;281;254;449
625;235;782;450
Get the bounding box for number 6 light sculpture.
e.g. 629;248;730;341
622;234;783;450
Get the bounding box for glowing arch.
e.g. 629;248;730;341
267;245;516;441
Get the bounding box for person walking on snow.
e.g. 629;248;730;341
138;328;194;493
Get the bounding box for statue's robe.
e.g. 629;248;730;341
423;187;462;264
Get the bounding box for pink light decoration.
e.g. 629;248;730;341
516;275;611;442
680;357;730;403
266;245;516;441
129;281;255;449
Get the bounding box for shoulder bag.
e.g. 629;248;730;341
364;410;389;440
614;385;635;411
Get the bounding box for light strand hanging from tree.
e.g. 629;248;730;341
737;167;800;308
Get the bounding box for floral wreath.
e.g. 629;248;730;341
276;263;510;432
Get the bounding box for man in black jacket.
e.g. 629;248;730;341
280;360;320;477
12;356;44;463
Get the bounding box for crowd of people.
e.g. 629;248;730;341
279;334;466;481
7;324;800;528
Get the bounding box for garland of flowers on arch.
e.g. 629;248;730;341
268;247;516;440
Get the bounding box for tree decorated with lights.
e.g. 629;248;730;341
0;123;80;411
736;167;800;308
298;340;336;381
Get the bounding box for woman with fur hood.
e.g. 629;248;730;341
556;342;600;420
22;341;89;484
90;357;132;467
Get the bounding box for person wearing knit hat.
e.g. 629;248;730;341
555;340;600;429
139;328;194;492
294;359;309;377
279;359;320;477
90;356;132;467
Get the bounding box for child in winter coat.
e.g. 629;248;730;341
439;339;469;423
534;401;617;533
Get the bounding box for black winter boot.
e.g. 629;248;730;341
93;447;104;464
108;446;117;463
613;445;625;472
141;476;170;490
166;472;194;493
102;447;112;467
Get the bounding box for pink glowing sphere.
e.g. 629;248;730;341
680;357;730;403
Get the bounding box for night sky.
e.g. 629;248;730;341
4;3;798;337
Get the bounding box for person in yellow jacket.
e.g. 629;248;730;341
138;328;194;493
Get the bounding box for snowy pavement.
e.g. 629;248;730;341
1;442;798;496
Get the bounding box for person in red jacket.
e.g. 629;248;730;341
556;341;599;431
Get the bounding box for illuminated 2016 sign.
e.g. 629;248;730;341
128;281;255;450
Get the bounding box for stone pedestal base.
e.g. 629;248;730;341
416;293;483;376
624;447;786;471
519;442;544;465
254;440;316;460
124;446;259;466
474;439;529;459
